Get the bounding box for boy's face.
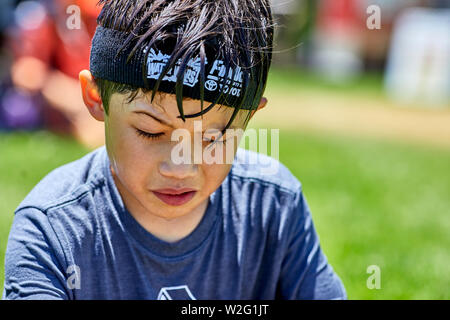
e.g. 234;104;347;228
80;70;267;221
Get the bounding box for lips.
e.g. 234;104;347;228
152;188;197;206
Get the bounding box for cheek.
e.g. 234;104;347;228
200;142;238;192
201;163;232;193
106;124;159;191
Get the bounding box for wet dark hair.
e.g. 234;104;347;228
94;0;274;131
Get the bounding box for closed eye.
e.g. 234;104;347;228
135;128;164;140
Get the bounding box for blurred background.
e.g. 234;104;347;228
0;0;449;299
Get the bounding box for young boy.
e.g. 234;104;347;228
3;0;346;300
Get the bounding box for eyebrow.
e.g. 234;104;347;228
133;110;241;132
133;111;174;128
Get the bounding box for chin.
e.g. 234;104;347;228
153;207;192;221
145;198;194;219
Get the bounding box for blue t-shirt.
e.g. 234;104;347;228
2;146;346;300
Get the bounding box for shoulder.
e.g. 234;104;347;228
15;146;109;214
3;206;71;300
230;147;302;195
10;146;112;273
220;149;312;266
224;148;305;231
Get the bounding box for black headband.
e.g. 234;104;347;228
90;26;255;109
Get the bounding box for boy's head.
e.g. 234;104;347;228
79;0;274;221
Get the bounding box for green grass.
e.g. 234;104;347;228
268;129;450;299
1;129;450;299
267;67;385;98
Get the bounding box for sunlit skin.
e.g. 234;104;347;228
79;70;267;242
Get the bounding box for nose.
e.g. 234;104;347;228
158;159;198;180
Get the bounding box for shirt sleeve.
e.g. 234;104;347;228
2;207;69;300
277;188;347;300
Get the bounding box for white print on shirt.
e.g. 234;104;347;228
66;264;81;290
146;48;207;88
157;285;196;300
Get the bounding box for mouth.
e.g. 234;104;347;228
152;188;197;206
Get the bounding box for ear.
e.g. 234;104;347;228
257;97;268;111
249;97;268;120
79;69;105;122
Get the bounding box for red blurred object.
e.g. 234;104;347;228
54;26;92;79
10;9;54;65
7;1;105;146
316;0;360;32
11;0;103;79
76;0;103;18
